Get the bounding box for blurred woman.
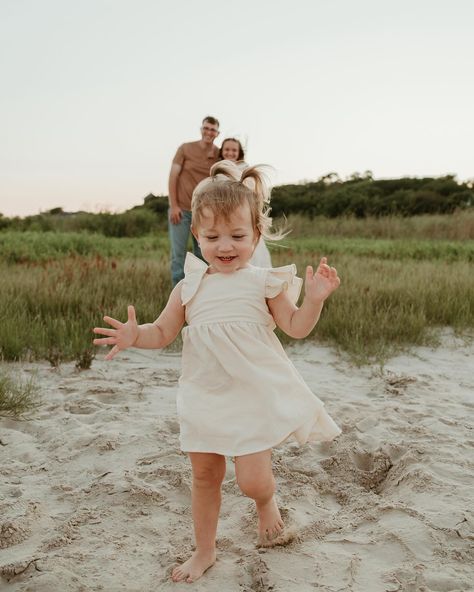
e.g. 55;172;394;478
218;137;245;163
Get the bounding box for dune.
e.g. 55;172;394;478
1;332;473;591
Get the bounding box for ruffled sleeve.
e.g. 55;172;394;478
265;264;303;304
181;253;209;305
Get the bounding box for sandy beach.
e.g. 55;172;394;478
1;333;473;592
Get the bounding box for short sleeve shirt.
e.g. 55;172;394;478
173;141;219;210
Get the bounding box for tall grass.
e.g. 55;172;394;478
0;257;172;362
270;237;474;262
284;209;474;240
0;231;169;263
307;256;474;363
1;230;473;265
1;213;472;365
1;252;472;365
1;209;473;264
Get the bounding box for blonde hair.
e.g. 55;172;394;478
191;160;283;240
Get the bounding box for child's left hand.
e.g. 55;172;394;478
305;257;340;303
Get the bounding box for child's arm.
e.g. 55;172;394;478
93;282;185;360
267;257;340;339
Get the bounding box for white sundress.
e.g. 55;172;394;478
177;252;341;457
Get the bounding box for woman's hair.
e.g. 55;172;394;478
218;137;245;161
192;161;284;241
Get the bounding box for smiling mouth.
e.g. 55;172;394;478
218;256;236;263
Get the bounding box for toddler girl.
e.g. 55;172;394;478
93;162;341;583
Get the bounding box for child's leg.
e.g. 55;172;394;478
171;452;226;583
234;449;284;543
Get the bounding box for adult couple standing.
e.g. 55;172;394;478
168;116;271;286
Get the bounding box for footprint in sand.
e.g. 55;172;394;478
320;446;394;493
64;399;102;415
0;501;41;550
237;553;274;592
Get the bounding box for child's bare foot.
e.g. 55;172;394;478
256;496;284;545
171;549;216;583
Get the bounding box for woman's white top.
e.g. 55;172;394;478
250;237;272;267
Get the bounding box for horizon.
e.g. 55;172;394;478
2;169;472;219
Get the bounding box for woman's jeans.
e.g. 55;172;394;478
168;209;203;286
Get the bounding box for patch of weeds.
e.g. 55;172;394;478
75;348;95;370
0;370;41;418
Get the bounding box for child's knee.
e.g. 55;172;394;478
192;464;225;489
236;474;275;501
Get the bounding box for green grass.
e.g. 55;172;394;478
0;257;172;363
0;231;169;263
1;252;472;366
1;218;473;365
305;256;474;364
270;237;474;262
284;209;474;240
0;369;40;417
1;228;473;266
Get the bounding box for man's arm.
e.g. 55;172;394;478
168;163;182;224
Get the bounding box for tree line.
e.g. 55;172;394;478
268;172;473;218
1;173;472;237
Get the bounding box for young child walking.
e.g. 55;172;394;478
93;162;341;583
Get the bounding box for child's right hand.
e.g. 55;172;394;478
93;305;139;360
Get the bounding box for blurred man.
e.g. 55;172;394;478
168;116;220;286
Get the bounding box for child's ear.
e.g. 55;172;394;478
191;227;199;242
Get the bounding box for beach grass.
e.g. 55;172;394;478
1;209;474;263
308;256;473;363
0;231;169;264
284;208;474;240
0;369;40;418
1;223;473;365
0;256;172;363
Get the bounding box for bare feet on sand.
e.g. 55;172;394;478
171;549;216;583
257;496;284;546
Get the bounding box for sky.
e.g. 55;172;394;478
1;0;473;217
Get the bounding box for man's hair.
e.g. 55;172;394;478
202;115;220;128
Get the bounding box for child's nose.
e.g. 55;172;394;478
218;238;233;251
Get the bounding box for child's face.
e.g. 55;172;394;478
194;203;258;273
221;140;241;162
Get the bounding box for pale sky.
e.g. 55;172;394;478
1;0;473;217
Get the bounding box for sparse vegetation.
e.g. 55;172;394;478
0;369;40;418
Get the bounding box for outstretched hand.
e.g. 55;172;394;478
305;257;340;303
93;305;139;360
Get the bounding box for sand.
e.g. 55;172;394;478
1;332;473;591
